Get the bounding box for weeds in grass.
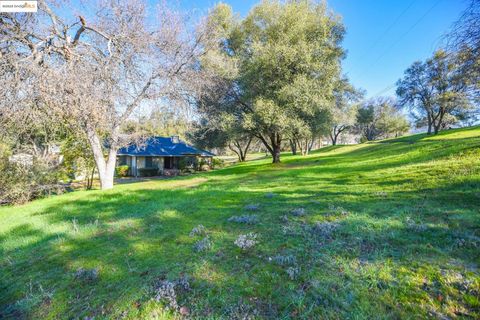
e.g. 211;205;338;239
228;214;259;224
154;280;178;310
3;280;54;317
153;276;191;312
74;268;99;282
189;224;207;237
244;204;260;211
72;218;79;233
193;236;212;252
234;233;258;251
291;208;306;216
453;232;480;248
373;191;388;198
271;254;297;266
225;301;259;319
405;216;428;232
328;204;349;216
310;221;339;239
281;223;304;237
286;266;300;280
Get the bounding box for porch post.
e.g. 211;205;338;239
132;156;137;177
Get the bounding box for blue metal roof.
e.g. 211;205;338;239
117;137;215;157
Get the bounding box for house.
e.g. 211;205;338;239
116;136;215;177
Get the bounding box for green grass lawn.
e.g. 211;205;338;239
1;127;479;319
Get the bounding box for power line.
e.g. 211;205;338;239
356;83;397;105
353;0;443;81
346;0;417;76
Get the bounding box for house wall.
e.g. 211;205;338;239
135;156;164;169
136;156;145;169
153;157;164;171
118;155;211;176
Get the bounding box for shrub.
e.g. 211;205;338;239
211;158;224;169
197;158;210;171
178;158;187;171
138;168;158;177
115;165;130;177
0;159;65;205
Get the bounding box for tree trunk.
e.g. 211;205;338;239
298;138;309;156
290;139;297;155
229;137;252;162
103;149;117;189
272;144;281;163
330;132;337;145
258;133;282;163
86;167;95;190
433;110;446;135
228;144;242;162
308;138;315;152
427;112;433;134
86;127;116;190
242;137;252;161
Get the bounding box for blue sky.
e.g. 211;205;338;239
176;0;468;98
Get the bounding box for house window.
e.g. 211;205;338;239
145;157;153;168
118;156;127;166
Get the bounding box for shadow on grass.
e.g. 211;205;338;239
1;130;479;319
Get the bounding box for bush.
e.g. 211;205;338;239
197;158;210;171
178;158;187;171
115;165;130;177
0;159;66;205
211;158;224;169
138;168;158;177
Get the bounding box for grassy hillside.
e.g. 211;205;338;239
1;126;479;319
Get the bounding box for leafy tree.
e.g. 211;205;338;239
189;117;254;162
356;98;409;141
329;78;364;145
396;50;475;134
122;106;192;140
189;76;254;162
201;0;345;163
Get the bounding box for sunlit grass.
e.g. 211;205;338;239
1;126;479;319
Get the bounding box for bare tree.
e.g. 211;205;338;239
0;0;211;189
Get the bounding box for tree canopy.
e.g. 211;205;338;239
355;97;409;141
396;50;476;134
0;0;210;189
198;0;345;162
